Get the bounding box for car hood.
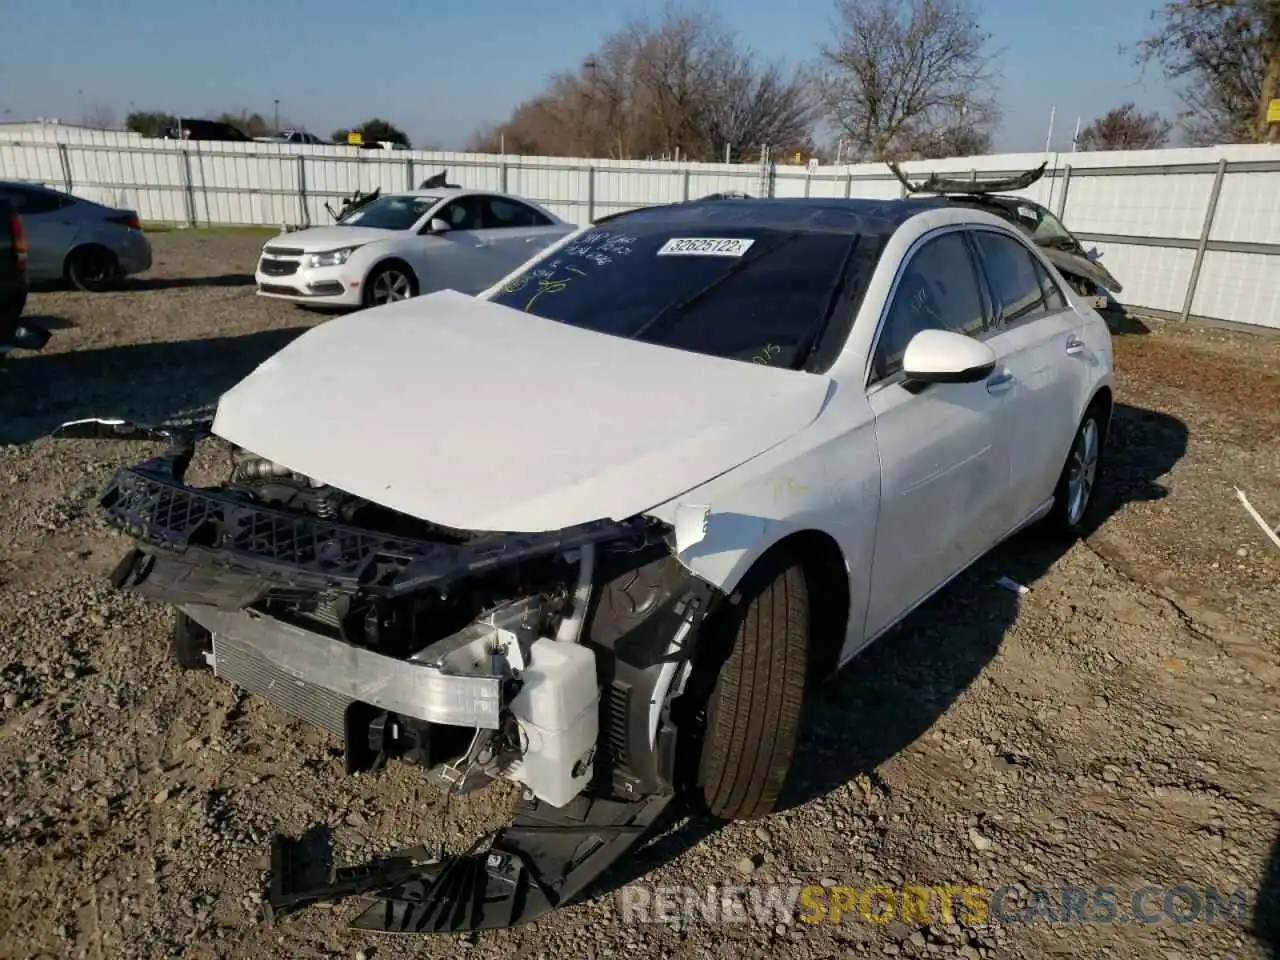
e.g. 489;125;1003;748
211;290;833;533
263;225;401;253
1039;246;1123;294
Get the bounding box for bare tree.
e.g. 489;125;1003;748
216;110;271;138
817;0;1002;161
897;100;999;158
1076;102;1174;150
466;3;815;160
81;102;118;130
1137;0;1280;144
697;48;819;161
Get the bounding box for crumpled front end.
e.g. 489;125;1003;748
68;418;726;931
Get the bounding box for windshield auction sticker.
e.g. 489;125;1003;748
656;238;755;257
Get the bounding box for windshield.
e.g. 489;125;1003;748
487;224;865;370
340;195;438;230
1009;201;1076;247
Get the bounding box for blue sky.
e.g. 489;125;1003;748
4;0;1183;153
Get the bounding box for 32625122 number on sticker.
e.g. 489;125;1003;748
656;238;755;257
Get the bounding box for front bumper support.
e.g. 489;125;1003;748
188;604;505;729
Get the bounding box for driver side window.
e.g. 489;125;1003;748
432;196;484;231
870;232;989;384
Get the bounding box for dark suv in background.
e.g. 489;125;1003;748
0;199;50;360
0;197;28;336
162;118;252;142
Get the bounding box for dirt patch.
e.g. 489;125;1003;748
0;234;1276;960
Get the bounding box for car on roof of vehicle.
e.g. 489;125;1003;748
0;181;152;292
61;193;1114;933
253;187;576;308
887;161;1123;308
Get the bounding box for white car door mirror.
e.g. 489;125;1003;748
428;218;451;234
901;329;997;385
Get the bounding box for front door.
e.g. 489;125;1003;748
863;228;1016;639
474;195;565;276
414;196;497;294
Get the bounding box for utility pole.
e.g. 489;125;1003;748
274;99;280;133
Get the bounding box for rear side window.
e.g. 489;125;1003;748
0;187;69;215
482;197;552;228
871;231;988;382
1032;257;1069;311
972;230;1049;326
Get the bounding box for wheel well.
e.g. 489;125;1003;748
744;530;850;684
1088;385;1113;440
670;529;850;795
62;242;115;278
367;258;418;288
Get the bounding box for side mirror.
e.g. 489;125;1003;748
901;329;997;384
427;218;451;234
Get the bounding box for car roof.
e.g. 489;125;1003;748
0;180;67;195
931;193;1044;215
388;187;547;204
599;195;965;239
386;187;466;199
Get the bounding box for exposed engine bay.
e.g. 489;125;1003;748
56;416;728;932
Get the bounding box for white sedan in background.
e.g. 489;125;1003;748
254;188;574;308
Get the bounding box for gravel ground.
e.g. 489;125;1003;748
0;232;1278;960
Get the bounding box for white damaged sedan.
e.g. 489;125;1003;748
254;187;575;308
63;195;1113;932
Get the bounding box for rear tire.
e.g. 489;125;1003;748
67;245;120;292
697;550;811;821
1043;402;1107;536
172;611;212;671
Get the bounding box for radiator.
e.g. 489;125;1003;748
211;629;352;737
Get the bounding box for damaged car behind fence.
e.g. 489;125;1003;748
57;194;1115;933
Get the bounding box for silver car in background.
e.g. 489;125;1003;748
0;181;152;291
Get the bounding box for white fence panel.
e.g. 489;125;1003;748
1;124;1278;330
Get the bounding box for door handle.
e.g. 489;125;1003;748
986;369;1015;395
1065;335;1085;356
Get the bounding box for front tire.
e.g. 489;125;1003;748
1045;403;1106;535
697;550;811;821
362;262;417;307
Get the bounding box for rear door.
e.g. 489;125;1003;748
968;226;1088;523
411;195;497;294
475;195;568;273
0;186;77;281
